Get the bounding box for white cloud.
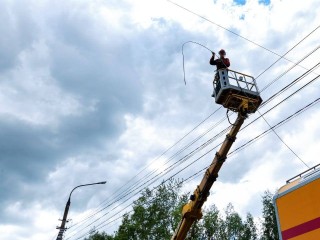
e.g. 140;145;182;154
0;40;84;126
1;0;320;239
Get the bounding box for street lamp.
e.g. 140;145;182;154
56;181;107;240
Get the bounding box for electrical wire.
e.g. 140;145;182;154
255;60;320;169
185;97;320;185
65;126;231;239
241;67;320;134
257;111;309;168
70;172;200;240
102;10;320;226
171;1;320;168
67;56;318;240
240;59;320;169
254;26;320;80
63;15;318;238
167;0;320;75
66;69;319;239
182;41;213;85
226;110;236;126
68;130;231;235
229;97;320;156
260;45;320;92
68;107;222;229
161;94;320;187
69;140;223;240
68;107;224;231
260;61;320;108
65;62;320;239
60;6;320;239
68;95;320;240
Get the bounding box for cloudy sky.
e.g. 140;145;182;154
0;0;319;239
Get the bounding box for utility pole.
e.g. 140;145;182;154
56;181;107;240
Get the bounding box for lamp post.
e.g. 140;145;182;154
56;181;107;240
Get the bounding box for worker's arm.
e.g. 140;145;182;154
209;52;216;65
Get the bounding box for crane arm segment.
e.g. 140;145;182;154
171;113;246;240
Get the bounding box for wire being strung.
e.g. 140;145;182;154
181;40;262;116
182;41;230;86
182;41;213;85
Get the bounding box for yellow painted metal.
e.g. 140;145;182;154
171;112;246;240
275;177;320;234
224;93;259;113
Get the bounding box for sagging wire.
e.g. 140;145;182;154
226;109;236;126
257;110;309;168
182;41;213;85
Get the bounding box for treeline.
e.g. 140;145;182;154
84;179;279;240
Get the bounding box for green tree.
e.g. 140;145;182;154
223;203;245;239
241;213;257;240
82;182;268;240
85;231;114;240
185;221;204;240
114;179;186;240
202;205;224;239
261;191;279;240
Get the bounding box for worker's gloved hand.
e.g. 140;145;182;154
212;51;215;55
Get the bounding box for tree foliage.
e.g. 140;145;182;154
85;231;114;240
84;181;278;240
261;191;279;240
114;179;186;240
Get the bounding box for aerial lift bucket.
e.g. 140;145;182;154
213;69;262;113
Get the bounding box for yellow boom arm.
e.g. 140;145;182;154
171;113;246;240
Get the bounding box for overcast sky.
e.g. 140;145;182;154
0;0;319;239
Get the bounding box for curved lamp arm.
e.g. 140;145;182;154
56;181;107;240
68;181;107;200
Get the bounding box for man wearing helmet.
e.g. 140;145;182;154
209;49;230;97
210;49;230;69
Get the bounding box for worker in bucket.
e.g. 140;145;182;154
209;49;230;97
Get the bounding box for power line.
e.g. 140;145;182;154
260;62;320;108
62;7;320;240
257;59;320;168
166;0;320;75
173;72;320;182
229;97;320;156
68;95;320;240
71;174;198;240
167;0;278;55
66;14;320;235
107;40;320;231
260;45;320;92
258;111;309;168
68;108;224;231
65;126;231;239
67;54;317;238
70;12;320;232
241;67;320;134
255;27;320;80
68;107;222;229
186;96;320;185
66;68;319;239
66;62;320;238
